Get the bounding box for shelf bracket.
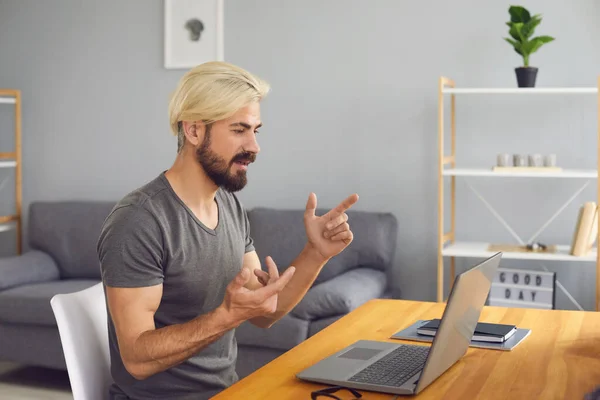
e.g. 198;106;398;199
527;181;591;243
464;179;588;311
464;181;523;244
539;263;584;310
465;179;591;245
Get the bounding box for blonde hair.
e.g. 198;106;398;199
168;61;271;152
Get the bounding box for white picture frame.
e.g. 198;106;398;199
164;0;224;69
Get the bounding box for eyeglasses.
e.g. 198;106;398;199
311;385;362;399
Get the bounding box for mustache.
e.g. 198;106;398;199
231;151;256;164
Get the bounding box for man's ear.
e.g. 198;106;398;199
181;121;205;147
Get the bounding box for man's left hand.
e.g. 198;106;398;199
303;192;359;261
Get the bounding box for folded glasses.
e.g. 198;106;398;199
311;385;362;399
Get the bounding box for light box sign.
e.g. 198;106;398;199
488;267;556;310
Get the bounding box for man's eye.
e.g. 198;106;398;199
234;130;244;134
254;130;259;135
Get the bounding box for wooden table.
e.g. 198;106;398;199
213;299;600;399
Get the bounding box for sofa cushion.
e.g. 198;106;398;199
291;268;387;320
235;313;309;351
0;279;99;326
28;201;116;279
247;208;397;285
0;250;60;291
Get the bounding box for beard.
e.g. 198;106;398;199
195;126;256;192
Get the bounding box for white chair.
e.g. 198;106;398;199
50;282;113;400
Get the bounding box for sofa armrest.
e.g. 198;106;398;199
0;250;60;290
291;268;387;320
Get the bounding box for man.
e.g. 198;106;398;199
97;61;359;400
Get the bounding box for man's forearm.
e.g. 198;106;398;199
252;244;327;326
125;306;236;380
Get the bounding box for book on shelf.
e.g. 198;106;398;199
570;202;599;256
416;319;517;343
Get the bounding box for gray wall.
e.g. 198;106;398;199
1;0;599;309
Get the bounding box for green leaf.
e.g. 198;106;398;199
523;36;554;54
504;37;523;55
509;22;525;42
521;15;541;38
523;41;542;55
509;5;531;23
532;35;555;43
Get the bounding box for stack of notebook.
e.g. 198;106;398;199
416;319;516;343
391;319;531;351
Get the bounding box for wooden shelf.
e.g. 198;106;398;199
443;168;597;179
442;241;596;262
443;87;598;95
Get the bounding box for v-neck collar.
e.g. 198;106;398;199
160;171;221;236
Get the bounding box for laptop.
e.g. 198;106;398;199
296;252;502;396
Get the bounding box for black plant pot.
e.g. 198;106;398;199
515;67;538;88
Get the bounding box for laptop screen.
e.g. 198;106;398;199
415;253;501;392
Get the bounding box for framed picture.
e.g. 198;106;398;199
164;0;224;69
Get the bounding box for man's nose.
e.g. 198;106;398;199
245;134;260;154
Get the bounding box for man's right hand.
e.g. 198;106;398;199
219;257;296;327
105;258;295;380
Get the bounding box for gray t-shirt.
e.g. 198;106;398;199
97;172;254;400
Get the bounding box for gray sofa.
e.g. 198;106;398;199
0;201;397;379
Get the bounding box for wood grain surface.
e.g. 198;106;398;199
213;299;600;400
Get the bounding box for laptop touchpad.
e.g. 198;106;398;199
338;347;382;361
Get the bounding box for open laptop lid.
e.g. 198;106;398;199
415;252;502;393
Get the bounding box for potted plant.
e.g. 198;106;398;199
504;5;554;87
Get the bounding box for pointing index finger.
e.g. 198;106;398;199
328;194;359;217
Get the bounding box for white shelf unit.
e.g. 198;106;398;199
437;77;600;310
0;89;22;254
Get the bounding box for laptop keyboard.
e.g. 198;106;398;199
348;345;429;387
